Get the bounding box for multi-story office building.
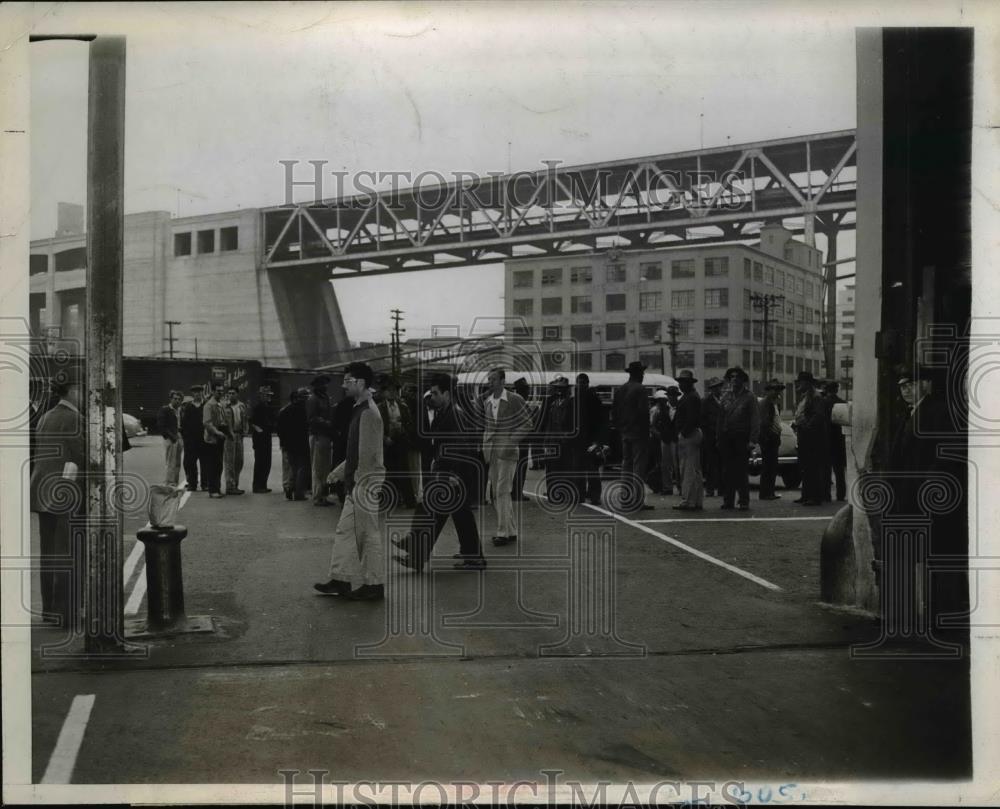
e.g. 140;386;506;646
504;225;827;410
836;282;856;400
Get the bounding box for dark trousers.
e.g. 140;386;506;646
252;433;273;491
37;511;80;624
759;435;780;499
702;433;721;494
408;494;482;564
287;447;309;498
384;442;416;507
830;462;847;501
574;445;602;505
620;436;649;507
511;444;528;499
828;437;847;501
203;441;225;494
799;442;830;503
182;437;205;489
719;433;750;507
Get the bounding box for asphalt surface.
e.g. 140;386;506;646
27;435;971;784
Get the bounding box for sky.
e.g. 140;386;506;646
28;1;861;344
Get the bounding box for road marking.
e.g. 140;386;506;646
124;572;147;616
40;694;96;784
122;539;144;587
524;492;782;592
635;516;834;524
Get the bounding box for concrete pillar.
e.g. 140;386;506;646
823;227;838;379
266;267;350;368
45;253;61;339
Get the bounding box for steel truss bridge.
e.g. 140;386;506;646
262;130;856;276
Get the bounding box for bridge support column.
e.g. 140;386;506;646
266;268;350;368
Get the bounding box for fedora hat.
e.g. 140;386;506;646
676;369;698;383
705;376;724;389
652;389;669;400
795;370;816;384
765;378;786;391
550;375;570;387
626;360;646;374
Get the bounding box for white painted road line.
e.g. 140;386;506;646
635;516;834;524
40;694;96;784
124;569;147;616
122;539;144;587
524;492;782;592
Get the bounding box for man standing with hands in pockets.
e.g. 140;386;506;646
672;370;704;511
481;368;530;547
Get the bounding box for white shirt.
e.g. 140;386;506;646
488;388;508;421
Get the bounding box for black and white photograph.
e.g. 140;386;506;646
1;1;998;804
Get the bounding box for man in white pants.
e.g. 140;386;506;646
481;367;530;547
157;390;184;487
313;362;386;601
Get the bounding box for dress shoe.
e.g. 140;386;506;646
314;578;352;596
252;488;271;494
453;557;487;571
313;501;332;507
226;489;244;495
759;495;781;501
793;498;804;504
209;492;224;498
293;495;308;501
201;485;210;491
393;553;424;572
348;584;385;601
284;488;293;500
492;535;516;546
185;484;198;492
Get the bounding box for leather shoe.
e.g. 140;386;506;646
348;584;385;601
759;495;781;501
314;579;352;596
453;557;487;571
492;535;516;546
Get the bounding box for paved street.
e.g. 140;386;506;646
27;436;971;784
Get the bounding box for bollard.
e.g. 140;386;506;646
820;503;853;604
136;524;188;630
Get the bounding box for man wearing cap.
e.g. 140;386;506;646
700;376;724;496
717;367;760;511
180;385;207;492
573;373;606;506
30;366;86;625
482;367;531;546
673;370;704;510
306;374;335;506
649;388;676;495
542;376;576;502
157;390;184;488
792;370;829;506
249;386;276;494
202;382;229;498
613;360;654;510
758;379;786;501
822;381;847;502
377;375;417;509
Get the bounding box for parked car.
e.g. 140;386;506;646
747;420;800;489
122;412;146;438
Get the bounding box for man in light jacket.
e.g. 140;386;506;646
314;362;387;601
481;367;530;546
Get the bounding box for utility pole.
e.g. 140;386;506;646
164;320;181;359
665;317;680;377
390;309;405;381
750;293;785;386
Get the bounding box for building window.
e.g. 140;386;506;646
743;289;752;311
30;255;48;275
541;268;563;286
675;350;695;368
743;320;751;340
752;321;763;341
796;278;804;295
671;259;695;279
785;355;794;373
784;244;794;261
571;295;592;314
796;330;805;348
805;280;814;298
542;325;562;341
513;299;534;316
513;270;534;288
607;262;627;283
174;232;192;257
606;323;626;342
606;293;627;312
776;269;785;289
571;266;592;284
541;297;563;316
220;226;239;252
742;349;751;368
673;319;693;338
570;324;592;342
639;321;660;341
671;290;694;309
753;261;763;282
197;229;215;254
705;257;729;277
775;353;784;370
744;257;752;279
775;326;785;346
806;308;814;325
814;309;822;324
640;262;662;281
577;352;593;371
513;325;535;342
765;266;774;286
639;292;662;312
639;351;663;371
704;349;728;368
704;288;729;308
704;318;728;338
753;351;762;369
606;352;626;371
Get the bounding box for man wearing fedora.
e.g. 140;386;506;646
306;374;335;506
30;366;86;625
573;372;606;507
758;379;787;501
717;366;759;510
822;380;847;502
673;369;704;511
700;376;724;496
613;360;654;510
541;375;576;502
792;370;829;506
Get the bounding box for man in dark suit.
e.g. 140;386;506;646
823;380;847;502
29;367;86;626
157;390;184;487
758;379;787;501
700;376;724;496
376;375;417;509
717;367;760;511
573;373;606;507
277;388;310;500
392;373;486;572
673;369;703;511
249;386;277;493
613;360;653;511
180;385;206;491
792;370;830;506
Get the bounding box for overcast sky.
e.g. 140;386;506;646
29;1;861;344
